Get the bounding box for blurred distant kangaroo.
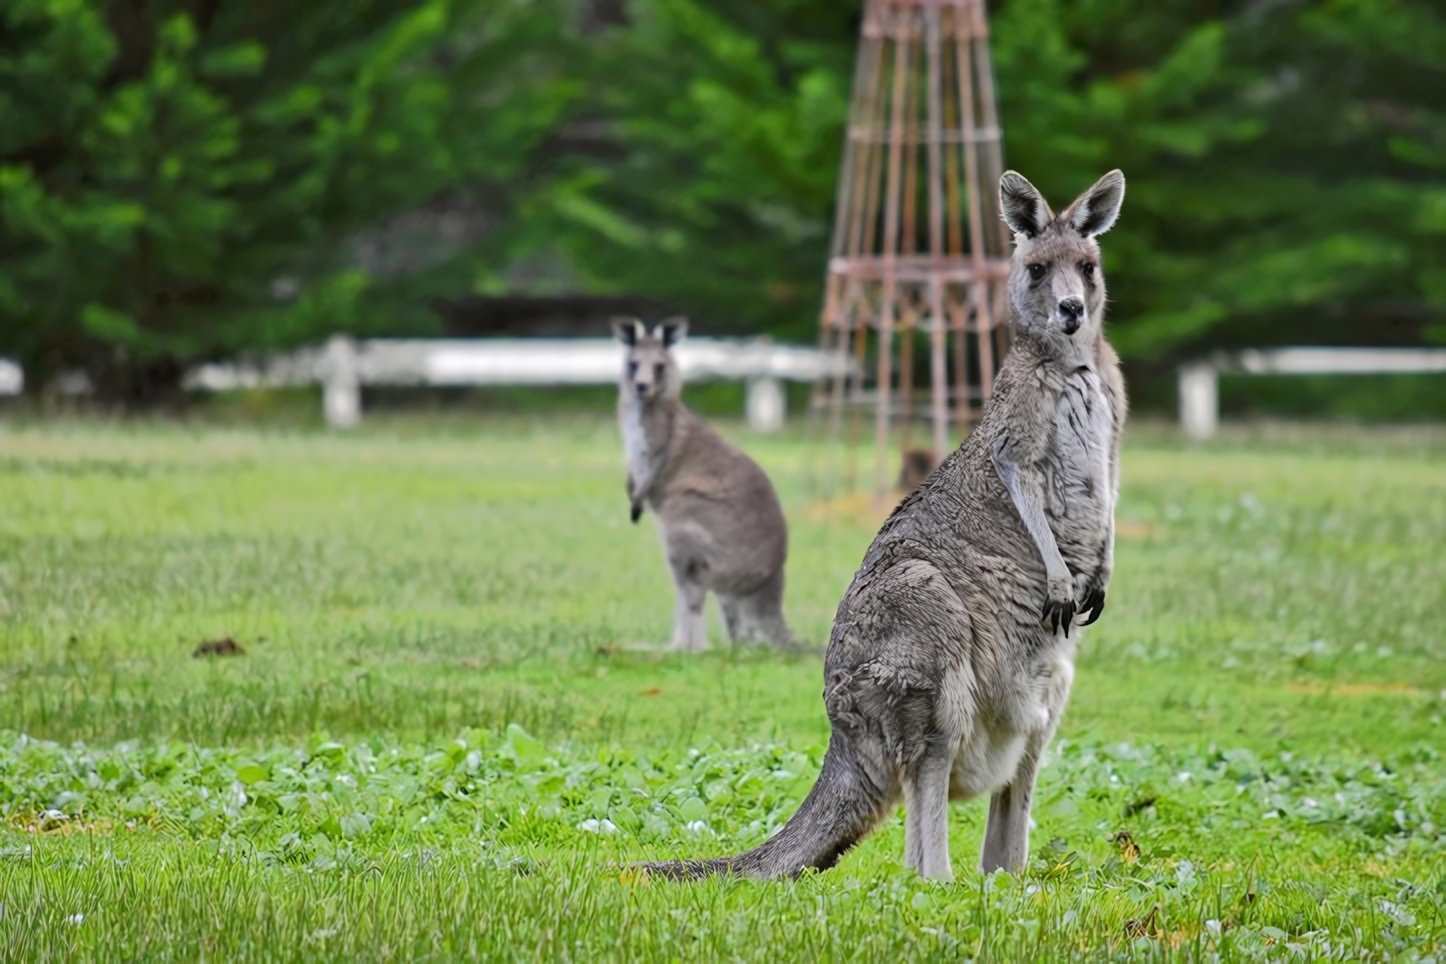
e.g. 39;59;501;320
614;317;793;651
642;169;1128;881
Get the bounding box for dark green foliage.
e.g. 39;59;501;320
1026;0;1446;371
0;0;575;399
2;0;1443;404
556;0;1446;370
540;0;858;341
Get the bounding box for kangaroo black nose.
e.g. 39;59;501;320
1059;298;1084;334
635;383;649;396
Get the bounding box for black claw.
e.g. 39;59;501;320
1043;598;1077;635
1080;590;1106;626
1044;593;1088;635
630;503;642;524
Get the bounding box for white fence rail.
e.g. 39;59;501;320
14;343;1444;438
1179;347;1446;438
184;336;851;431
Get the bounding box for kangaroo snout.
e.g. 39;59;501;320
1058;298;1084;335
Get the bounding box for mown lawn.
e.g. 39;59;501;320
1;414;1444;961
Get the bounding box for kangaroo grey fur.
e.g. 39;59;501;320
641;170;1127;881
615;317;793;650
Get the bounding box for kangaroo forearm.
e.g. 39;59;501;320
1103;451;1120;576
626;472;648;522
991;447;1070;580
1098;521;1115;580
628;469;657;500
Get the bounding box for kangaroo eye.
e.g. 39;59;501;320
627;361;638;377
654;363;665;380
1081;262;1096;277
1026;263;1047;282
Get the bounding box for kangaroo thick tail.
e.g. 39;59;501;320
639;738;890;881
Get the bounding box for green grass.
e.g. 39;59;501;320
1;414;1444;961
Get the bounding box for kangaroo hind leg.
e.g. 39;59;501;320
836;557;971;880
666;556;709;652
670;581;707;651
979;740;1044;874
719;568;792;649
979;654;1071;873
663;522;715;651
718;595;745;644
903;748;954;880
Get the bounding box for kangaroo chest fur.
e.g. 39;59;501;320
619;398;666;500
1044;365;1115;573
620;400;650;485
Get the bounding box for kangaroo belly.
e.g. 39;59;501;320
944;639;1076;800
949;725;1029;800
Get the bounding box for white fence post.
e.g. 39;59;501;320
0;359;22;396
322;335;361;428
1178;362;1218;439
745;376;785;433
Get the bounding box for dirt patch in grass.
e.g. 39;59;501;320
193;637;246;658
803;492;895;527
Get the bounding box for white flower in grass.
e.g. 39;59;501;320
1378;900;1415;927
685;820;712;836
65;913;84;925
578;819;617;835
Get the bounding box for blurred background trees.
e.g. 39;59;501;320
2;0;1443;408
0;0;574;399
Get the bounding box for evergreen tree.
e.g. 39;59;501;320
0;0;576;399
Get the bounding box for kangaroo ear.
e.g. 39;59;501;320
656;316;688;348
1063;169;1125;238
611;317;644;346
999;171;1054;240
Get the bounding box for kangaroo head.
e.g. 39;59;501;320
612;316;687;404
999;169;1125;347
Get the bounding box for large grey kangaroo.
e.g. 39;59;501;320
615;318;793;650
643;169;1127;881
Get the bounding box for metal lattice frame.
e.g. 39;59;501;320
815;0;1011;500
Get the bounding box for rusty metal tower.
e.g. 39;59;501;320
816;0;1011;501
